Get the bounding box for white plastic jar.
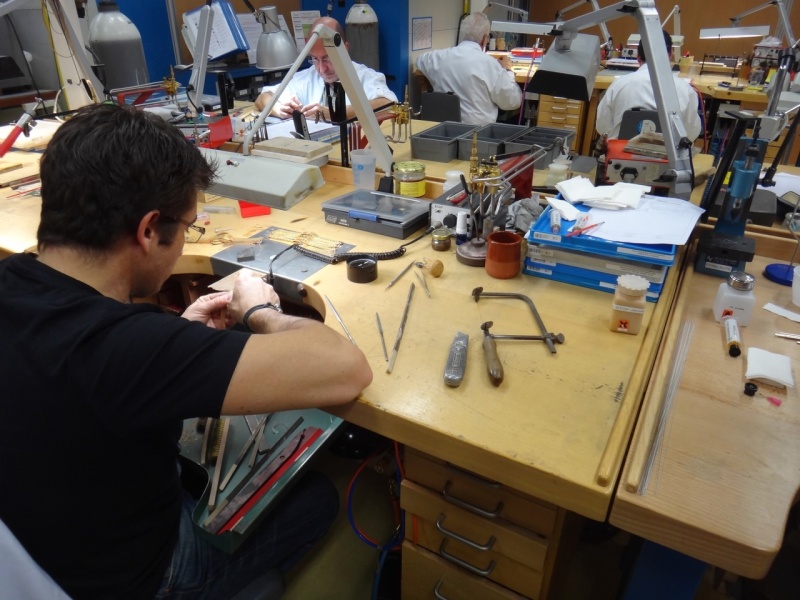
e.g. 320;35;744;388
713;271;755;326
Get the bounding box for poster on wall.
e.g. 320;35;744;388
291;10;321;52
412;17;432;51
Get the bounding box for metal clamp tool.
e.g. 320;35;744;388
472;287;564;354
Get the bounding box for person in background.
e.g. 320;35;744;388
415;12;522;126
596;29;702;141
0;103;373;599
254;16;397;122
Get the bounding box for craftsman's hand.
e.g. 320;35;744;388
275;96;304;119
183;291;234;329
227;272;282;326
497;55;513;70
298;102;328;122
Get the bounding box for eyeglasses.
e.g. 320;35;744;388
166;215;206;243
308;55;332;67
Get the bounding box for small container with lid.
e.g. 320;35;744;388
713;271;755;326
610;274;649;335
545;162;569;187
393;161;426;197
431;228;452;252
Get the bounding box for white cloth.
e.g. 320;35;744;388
416;41;522;126
0;519;71;599
595;64;702;141
261;62;397;108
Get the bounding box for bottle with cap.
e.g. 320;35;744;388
712;271;756;326
610;274;649;335
455;212;469;245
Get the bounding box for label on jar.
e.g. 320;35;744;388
396;179;426;197
611;303;645;314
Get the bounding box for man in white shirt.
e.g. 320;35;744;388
254;16;397;122
596;29;702;141
415;12;522;126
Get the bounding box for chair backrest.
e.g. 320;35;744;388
420;91;462;122
0;519;71;599
618;108;661;140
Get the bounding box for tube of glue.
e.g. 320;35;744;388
550;208;562;234
723;316;741;357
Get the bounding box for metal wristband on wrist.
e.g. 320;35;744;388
242;302;283;331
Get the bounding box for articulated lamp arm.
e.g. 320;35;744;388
555;0;612;50
547;0;694;199
730;0;796;48
243;24;395;175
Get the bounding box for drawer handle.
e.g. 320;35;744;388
551;106;567;111
442;481;504;519
434;581;449;600
436;514;496;551
439;539;496;577
550;116;566;122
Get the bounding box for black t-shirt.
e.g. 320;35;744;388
0;254;249;599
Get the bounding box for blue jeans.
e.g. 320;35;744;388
155;471;338;599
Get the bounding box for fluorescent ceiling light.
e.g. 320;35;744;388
698;25;770;39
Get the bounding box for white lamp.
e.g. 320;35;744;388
698;25;770;39
254;6;298;70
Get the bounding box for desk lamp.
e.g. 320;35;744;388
252;6;299;70
526;0;694;200
555;0;613;57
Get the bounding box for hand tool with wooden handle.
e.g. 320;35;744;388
481;322;504;386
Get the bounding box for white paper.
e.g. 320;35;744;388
746;347;794;388
763;303;800;323
586;195;705;246
265;118;338;139
547;197;580;221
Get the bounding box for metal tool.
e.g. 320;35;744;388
219;414;269;491
324;294;357;346
481;321;565;345
376;312;389;361
480;323;504;386
414;270;431;298
472;287;563;354
443;332;469;388
387;283;415;374
385;259;416;291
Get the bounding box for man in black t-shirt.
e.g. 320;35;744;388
0;104;373;599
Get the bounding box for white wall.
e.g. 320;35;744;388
407;0;490;110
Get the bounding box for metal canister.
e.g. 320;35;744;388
393;161;426;197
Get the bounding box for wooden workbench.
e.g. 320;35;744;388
611;241;800;582
0;123;791;597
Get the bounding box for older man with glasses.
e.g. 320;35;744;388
254;16;397;122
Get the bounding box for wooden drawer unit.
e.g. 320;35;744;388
402;480;546;597
403;449;557;537
537;95;585;151
402;541;529;600
401;448;567;599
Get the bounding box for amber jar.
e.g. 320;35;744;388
431;228;452;252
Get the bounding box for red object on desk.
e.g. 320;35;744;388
238;201;271;218
199;116;233;149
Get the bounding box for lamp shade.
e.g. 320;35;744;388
256;7;298;70
698;25;770;39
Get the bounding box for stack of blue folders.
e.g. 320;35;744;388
524;205;676;303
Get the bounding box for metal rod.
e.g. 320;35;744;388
386;259;416;291
387;283;415;374
376;312;389;361
414;271;431;298
324;295;357;346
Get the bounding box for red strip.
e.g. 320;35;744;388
217;427;323;534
